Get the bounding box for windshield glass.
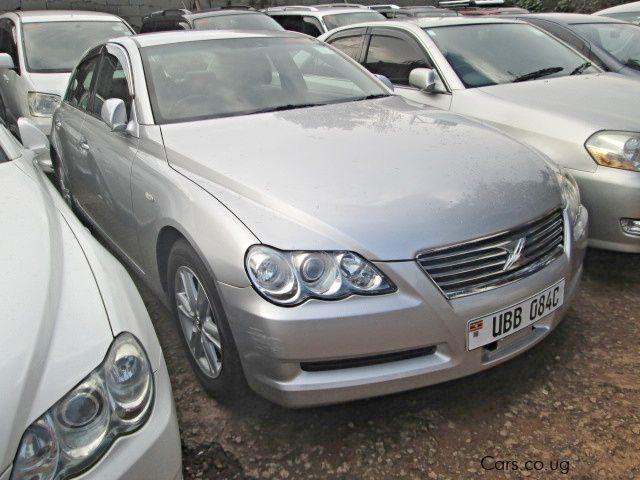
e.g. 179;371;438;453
573;22;640;71
322;11;386;31
192;13;284;31
425;23;598;87
141;37;387;124
602;11;640;24
22;21;132;73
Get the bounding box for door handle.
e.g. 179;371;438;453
78;140;89;151
54;120;62;129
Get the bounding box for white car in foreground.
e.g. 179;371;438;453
0;121;181;480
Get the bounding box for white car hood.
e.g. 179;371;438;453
0;160;112;473
452;73;640;171
26;72;71;97
476;73;640;131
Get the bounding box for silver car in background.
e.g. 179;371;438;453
321;17;640;252
0;121;181;479
52;30;587;407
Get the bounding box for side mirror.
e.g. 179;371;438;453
17;117;53;172
409;68;437;93
374;74;394;92
0;53;15;70
100;98;128;132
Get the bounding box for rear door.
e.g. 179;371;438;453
77;44;141;263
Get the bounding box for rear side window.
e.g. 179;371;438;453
65;55;101;111
329;35;363;61
364;34;431;85
141;19;188;32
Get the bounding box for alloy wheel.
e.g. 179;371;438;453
174;265;223;378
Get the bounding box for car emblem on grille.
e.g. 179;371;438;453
501;237;526;271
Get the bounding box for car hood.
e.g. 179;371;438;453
162;96;562;260
0;160;112;472
474;73;640;133
25;72;71;97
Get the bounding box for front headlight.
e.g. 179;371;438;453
245;245;396;306
11;333;153;480
27;92;61;117
556;168;581;224
585;131;640;172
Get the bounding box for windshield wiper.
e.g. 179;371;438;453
513;67;563;83
625;58;640;71
250;103;325;114
570;62;592;75
353;93;391;101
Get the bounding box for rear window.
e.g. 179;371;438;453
192;13;284;31
322;11;386;31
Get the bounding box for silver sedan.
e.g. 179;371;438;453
321;17;640;252
0;120;181;479
52;30;587;407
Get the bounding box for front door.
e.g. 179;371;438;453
77;45;141;264
363;27;452;110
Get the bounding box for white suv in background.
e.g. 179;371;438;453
263;4;385;36
0;10;133;141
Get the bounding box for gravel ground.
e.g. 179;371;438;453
135;249;640;480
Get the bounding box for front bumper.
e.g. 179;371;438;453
76;361;182;480
220;208;588;407
569;166;640;253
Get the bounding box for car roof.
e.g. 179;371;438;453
516;12;628;24
13;10;123;23
185;10;264;20
404;15;523;27
127;29;303;48
595;1;640;14
266;6;374;15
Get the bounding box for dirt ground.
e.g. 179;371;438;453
136;249;640;480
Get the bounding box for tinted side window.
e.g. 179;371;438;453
329;35;363;61
0;20;19;68
271;15;322;37
364;34;431;86
65;55;100;111
92;53;132;119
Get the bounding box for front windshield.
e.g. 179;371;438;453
322;11;386;31
22;21;132;73
141;37;388;124
573;22;640;71
425;23;598;87
192;13;284;31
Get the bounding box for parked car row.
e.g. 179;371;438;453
0;3;638;479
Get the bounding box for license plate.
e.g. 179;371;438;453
466;279;565;351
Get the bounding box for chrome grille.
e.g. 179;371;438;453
417;209;565;299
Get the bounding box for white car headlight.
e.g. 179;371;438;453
556;168;581;224
11;333;153;480
585;131;640;172
245;245;396;306
27;92;61;117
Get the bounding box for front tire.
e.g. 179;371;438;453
167;239;247;400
